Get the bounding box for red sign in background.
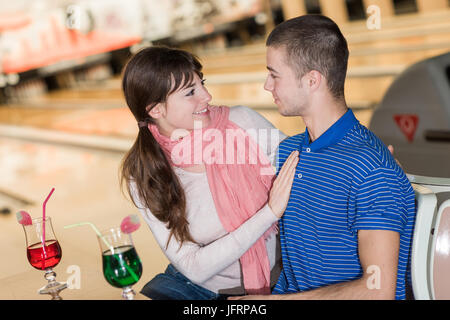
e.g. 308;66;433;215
394;114;419;142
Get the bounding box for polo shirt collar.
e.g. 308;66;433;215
302;108;358;152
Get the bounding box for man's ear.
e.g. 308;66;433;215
148;103;165;120
306;70;322;91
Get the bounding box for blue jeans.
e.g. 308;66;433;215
140;264;233;300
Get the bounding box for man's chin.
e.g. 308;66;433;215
276;104;290;116
278;107;298;117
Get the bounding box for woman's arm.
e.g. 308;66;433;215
139;202;278;284
130;149;298;285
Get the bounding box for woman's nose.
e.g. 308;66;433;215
201;86;212;103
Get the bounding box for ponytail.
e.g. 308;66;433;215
120;122;196;249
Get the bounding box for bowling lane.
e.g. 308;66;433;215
0;105;137;139
0;137;167;299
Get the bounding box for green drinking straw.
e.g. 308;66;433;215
64;222;109;246
64;222;139;282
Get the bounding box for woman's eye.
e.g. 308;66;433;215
201;79;206;85
186;89;195;96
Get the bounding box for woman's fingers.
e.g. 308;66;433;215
275;152;298;194
387;144;403;169
269;150;299;218
275;150;299;185
388;145;394;155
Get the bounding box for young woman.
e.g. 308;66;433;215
120;46;299;300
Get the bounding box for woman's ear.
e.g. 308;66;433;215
148;103;165;120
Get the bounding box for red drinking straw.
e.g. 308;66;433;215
42;188;55;248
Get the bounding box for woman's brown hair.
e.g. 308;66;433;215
120;46;203;248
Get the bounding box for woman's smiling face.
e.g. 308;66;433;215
150;73;212;138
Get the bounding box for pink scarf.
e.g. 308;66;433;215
149;105;276;294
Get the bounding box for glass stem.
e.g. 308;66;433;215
39;268;67;300
44;268;57;284
122;286;136;300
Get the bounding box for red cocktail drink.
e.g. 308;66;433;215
27;240;62;270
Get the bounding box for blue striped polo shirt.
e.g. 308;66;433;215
272;109;416;300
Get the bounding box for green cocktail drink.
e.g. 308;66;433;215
102;245;142;288
97;227;143;299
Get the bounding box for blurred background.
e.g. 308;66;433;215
0;0;449;299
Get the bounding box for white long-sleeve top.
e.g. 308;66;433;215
131;106;288;294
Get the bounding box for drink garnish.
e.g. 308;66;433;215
16;210;32;226
120;214;140;234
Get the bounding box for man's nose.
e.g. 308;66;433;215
264;75;273;92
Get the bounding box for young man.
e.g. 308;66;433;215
231;15;416;300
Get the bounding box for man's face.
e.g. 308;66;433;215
264;46;308;116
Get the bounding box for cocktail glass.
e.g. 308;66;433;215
23;216;67;300
97;227;142;300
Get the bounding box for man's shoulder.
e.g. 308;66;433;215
343;124;413;192
342;123;398;170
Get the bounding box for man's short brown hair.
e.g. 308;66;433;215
266;15;349;100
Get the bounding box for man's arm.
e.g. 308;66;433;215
229;229;399;300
